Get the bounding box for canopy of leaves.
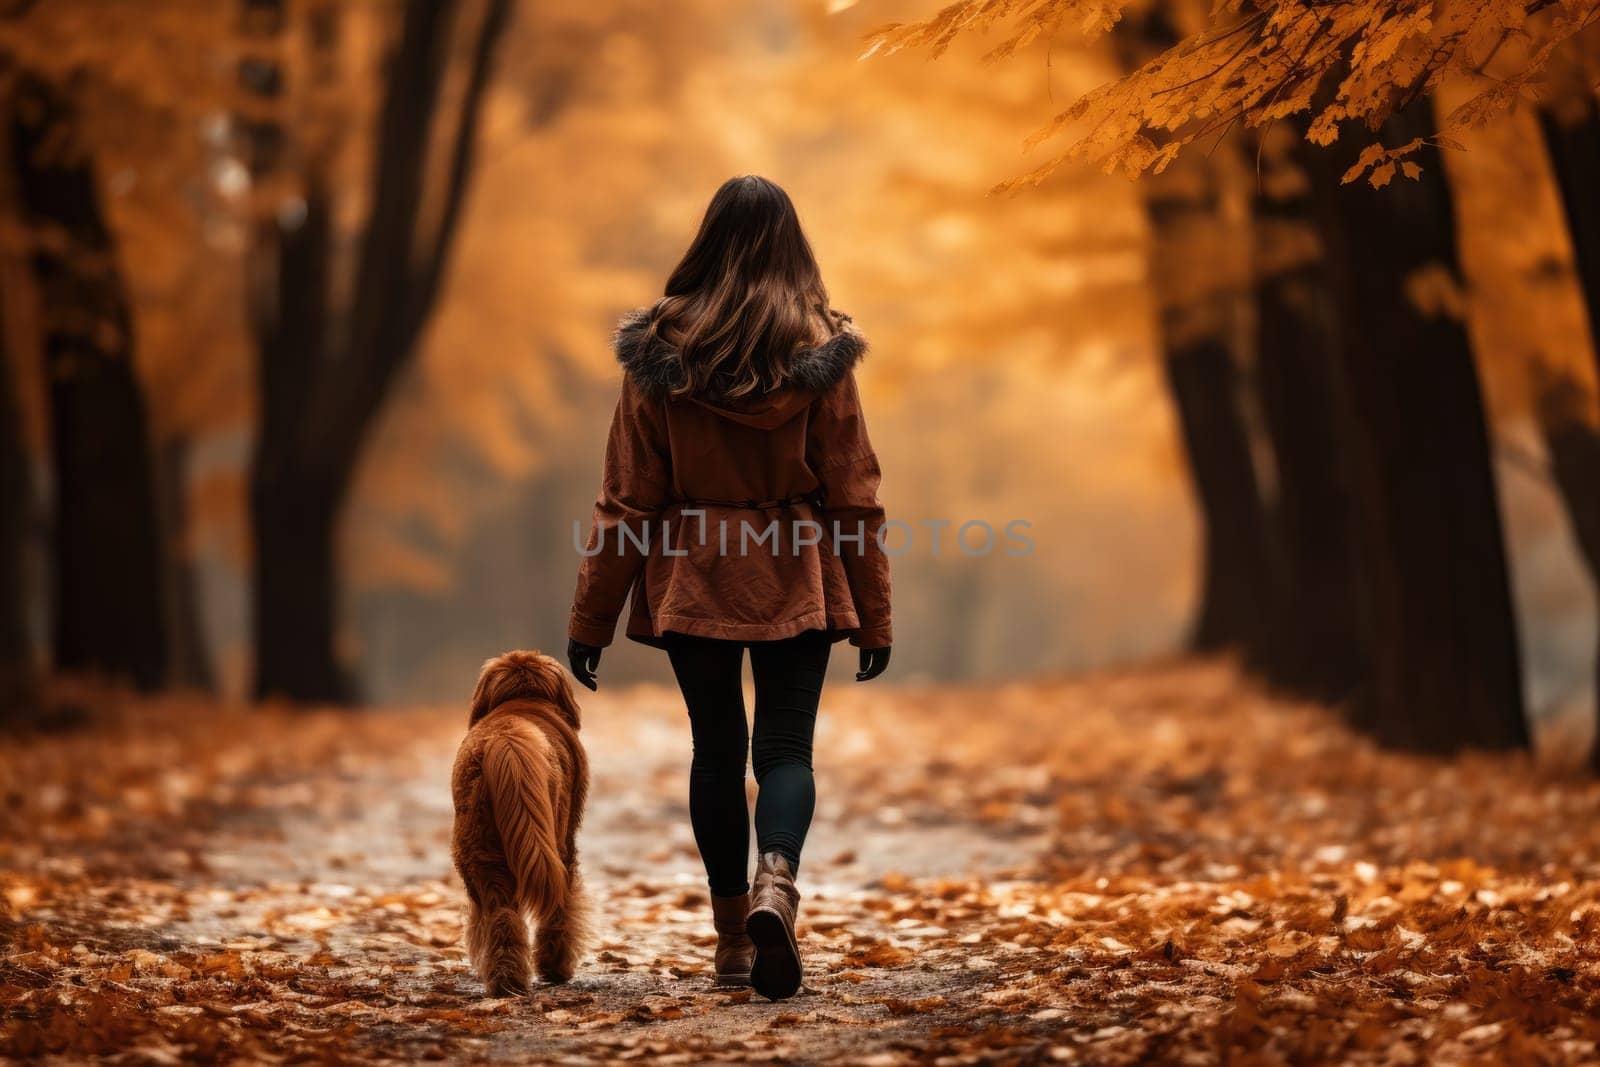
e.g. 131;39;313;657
865;0;1600;188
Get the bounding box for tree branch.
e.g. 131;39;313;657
400;0;513;351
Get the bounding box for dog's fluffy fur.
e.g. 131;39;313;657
451;651;590;995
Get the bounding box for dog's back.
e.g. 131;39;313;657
453;650;589;996
454;708;574;917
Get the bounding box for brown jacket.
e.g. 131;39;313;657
569;307;892;650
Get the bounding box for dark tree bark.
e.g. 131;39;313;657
0;311;33;719
1146;166;1281;662
9;73;168;691
1534;98;1600;767
1250;133;1366;702
1305;96;1527;752
1161;336;1279;655
249;176;344;701
244;0;511;701
1539;102;1600;367
1127;12;1282;663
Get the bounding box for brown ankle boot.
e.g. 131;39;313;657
746;852;802;1000
711;893;754;987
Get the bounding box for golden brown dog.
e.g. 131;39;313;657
452;651;590;995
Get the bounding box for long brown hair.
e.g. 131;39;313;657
648;176;834;400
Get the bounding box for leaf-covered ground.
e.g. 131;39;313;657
5;661;1600;1064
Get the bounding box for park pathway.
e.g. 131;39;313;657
5;662;1600;1063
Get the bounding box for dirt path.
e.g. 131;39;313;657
7;663;1600;1063
208;680;1056;1064
2;671;1060;1064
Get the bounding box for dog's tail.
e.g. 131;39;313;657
482;723;568;920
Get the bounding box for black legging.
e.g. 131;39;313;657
663;629;831;897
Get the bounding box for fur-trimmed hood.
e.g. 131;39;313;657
612;305;867;420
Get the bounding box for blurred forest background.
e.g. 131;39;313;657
12;2;1600;1061
0;0;1598;758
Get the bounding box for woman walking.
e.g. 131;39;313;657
567;175;892;1000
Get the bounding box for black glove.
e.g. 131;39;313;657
856;645;891;682
567;638;602;691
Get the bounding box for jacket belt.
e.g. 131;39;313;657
673;490;824;510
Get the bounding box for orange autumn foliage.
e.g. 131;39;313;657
865;0;1600;187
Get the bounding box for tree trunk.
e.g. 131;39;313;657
1144;152;1281;660
10;74;168;691
248;177;349;701
1305;96;1527;752
252;472;346;702
245;0;510;701
156;438;214;691
1538;103;1600;366
1534;99;1600;767
1162;337;1279;655
0;314;32;720
1123;11;1283;664
1250;132;1367;702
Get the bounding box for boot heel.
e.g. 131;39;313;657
747;905;802;1000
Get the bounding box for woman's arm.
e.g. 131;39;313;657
569;376;671;649
808;372;892;650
